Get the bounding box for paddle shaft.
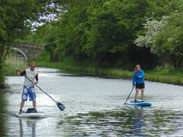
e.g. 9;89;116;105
17;70;65;111
28;77;57;103
124;87;134;104
18;70;57;103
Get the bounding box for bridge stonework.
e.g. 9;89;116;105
13;42;44;61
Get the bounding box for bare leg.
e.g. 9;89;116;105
33;100;36;109
135;88;139;101
19;100;25;114
141;88;144;101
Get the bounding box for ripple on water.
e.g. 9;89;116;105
2;67;183;136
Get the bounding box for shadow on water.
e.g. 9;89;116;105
4;68;183;136
60;106;183;137
62;107;141;136
0;90;7;137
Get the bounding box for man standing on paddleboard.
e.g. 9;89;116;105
132;65;145;102
16;62;38;114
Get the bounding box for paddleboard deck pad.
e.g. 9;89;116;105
16;108;45;118
127;101;152;107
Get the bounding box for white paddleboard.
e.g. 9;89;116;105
16;112;45;118
16;108;45;118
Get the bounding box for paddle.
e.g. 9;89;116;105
124;86;134;105
18;70;65;111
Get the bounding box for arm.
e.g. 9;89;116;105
16;68;26;76
139;70;144;78
16;68;20;76
33;73;39;85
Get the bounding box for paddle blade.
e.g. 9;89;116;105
56;102;65;111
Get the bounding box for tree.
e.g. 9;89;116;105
154;12;183;68
0;0;60;87
23;0;182;69
55;0;178;67
135;11;183;68
134;17;168;54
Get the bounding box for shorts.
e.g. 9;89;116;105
136;83;145;89
22;85;36;101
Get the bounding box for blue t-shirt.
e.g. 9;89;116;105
132;70;144;86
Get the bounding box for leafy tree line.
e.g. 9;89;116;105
135;12;183;68
23;0;183;69
0;0;62;87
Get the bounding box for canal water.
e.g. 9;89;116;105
1;67;183;137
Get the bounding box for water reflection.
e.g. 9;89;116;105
64;109;134;136
64;106;183;136
3;67;183;136
132;106;144;136
19;118;36;137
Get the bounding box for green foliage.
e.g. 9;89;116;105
0;0;61;85
34;58;183;85
4;63;27;76
134;0;183;68
136;11;183;68
24;0;182;70
55;0;168;68
134;17;168;54
154;12;183;68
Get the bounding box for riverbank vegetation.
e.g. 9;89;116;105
19;0;183;85
22;0;183;69
32;52;183;85
0;0;63;87
4;55;27;76
4;64;27;76
3;0;183;86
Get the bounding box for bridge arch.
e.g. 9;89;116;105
10;47;28;62
13;42;44;61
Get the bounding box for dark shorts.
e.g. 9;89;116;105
136;83;145;89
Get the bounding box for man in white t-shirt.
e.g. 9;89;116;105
16;62;38;114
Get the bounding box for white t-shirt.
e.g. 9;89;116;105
21;69;38;87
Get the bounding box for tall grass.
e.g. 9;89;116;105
32;52;183;85
38;61;183;85
4;63;27;76
4;56;27;76
145;66;183;85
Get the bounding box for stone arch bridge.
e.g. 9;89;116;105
10;42;44;62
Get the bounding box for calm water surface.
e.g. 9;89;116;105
0;67;183;137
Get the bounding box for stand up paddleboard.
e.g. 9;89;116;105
127;101;152;107
16;108;45;118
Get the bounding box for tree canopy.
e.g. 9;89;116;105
22;0;183;69
0;0;61;86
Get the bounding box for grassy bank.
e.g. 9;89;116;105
33;59;183;85
4;64;27;76
5;55;27;76
5;57;183;85
5;51;183;85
